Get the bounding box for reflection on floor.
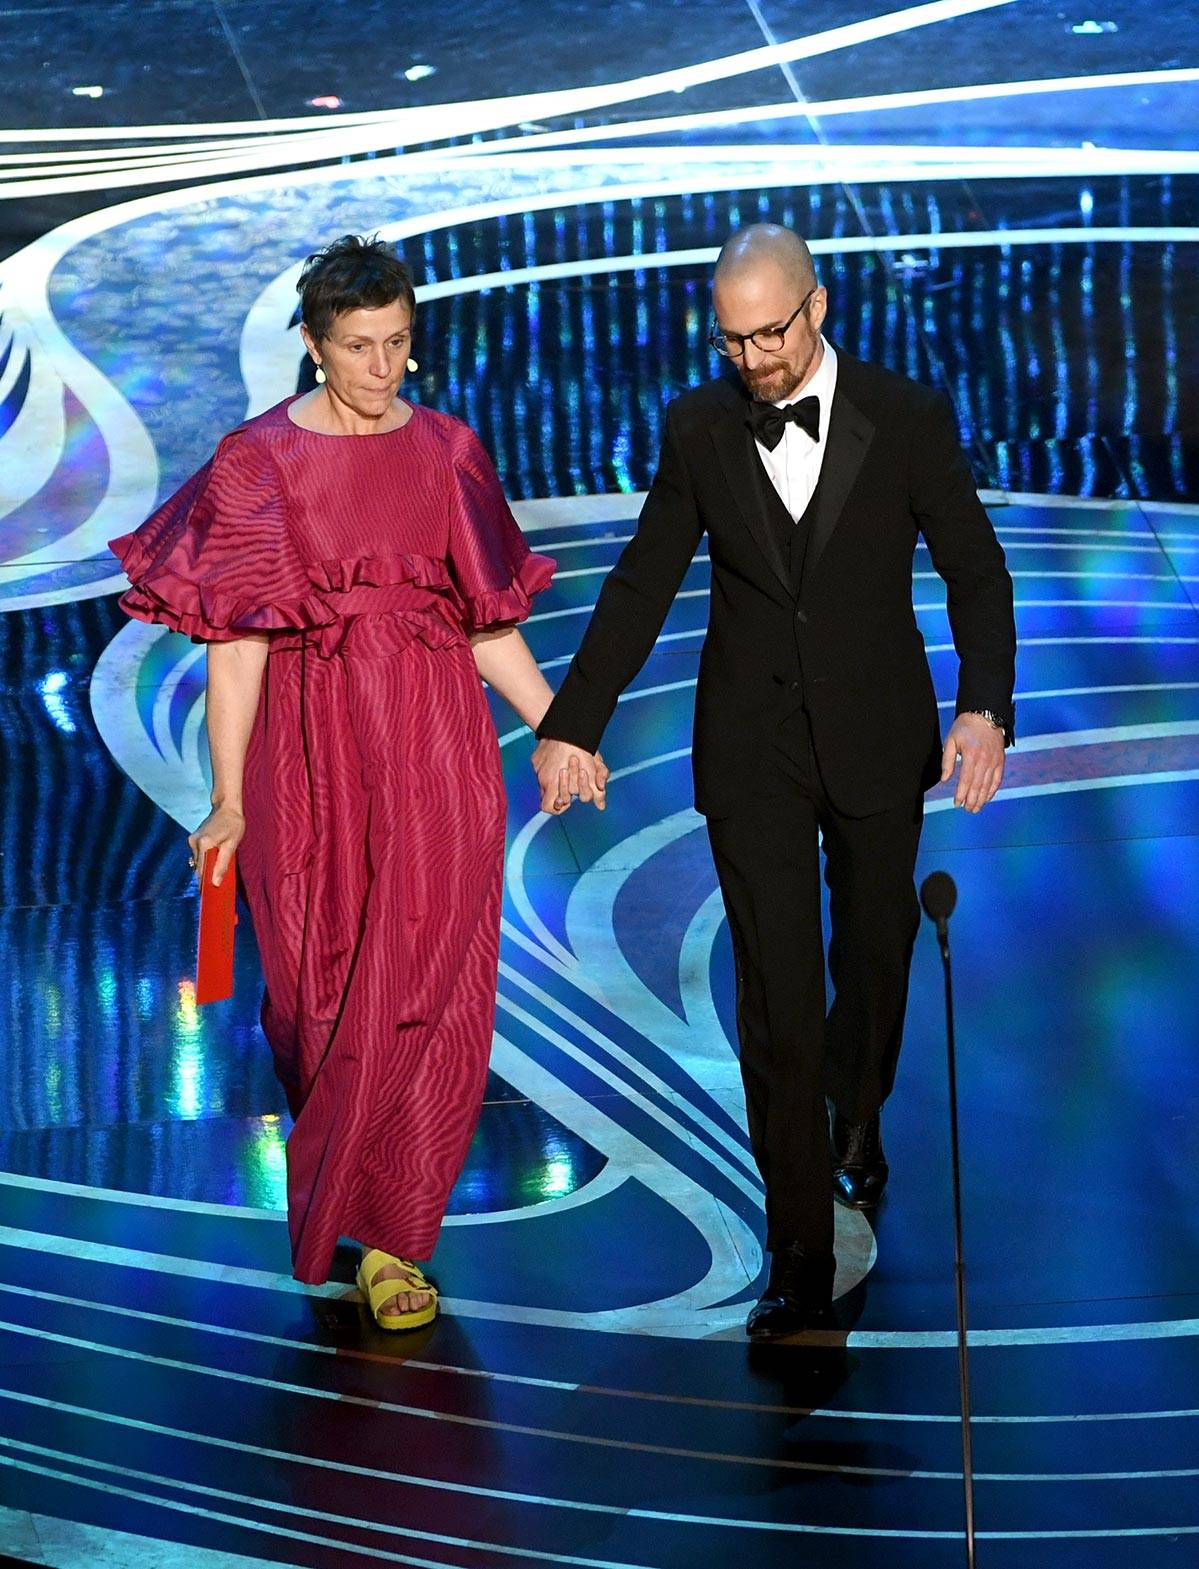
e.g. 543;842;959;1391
2;0;1198;1563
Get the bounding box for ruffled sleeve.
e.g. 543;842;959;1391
108;429;331;643
446;427;555;634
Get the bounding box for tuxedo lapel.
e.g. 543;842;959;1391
804;382;875;584
707;393;792;598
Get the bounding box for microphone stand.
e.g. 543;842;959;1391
934;911;977;1568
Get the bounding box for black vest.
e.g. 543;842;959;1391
750;449;824;597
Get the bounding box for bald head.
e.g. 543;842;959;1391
711;223;827;403
714;224;817;296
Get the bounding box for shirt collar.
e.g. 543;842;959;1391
774;335;836;415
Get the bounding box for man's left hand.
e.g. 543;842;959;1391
941;713;1005;813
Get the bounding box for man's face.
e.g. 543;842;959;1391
712;263;826;403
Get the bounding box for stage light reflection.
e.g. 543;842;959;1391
170;977;204;1120
540;1154;576;1197
243;1112;288;1209
38;671;76;733
96;965;116;1017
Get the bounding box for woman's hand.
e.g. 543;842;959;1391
188;805;245;887
532;739;609;813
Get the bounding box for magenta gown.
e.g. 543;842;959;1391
110;397;555;1283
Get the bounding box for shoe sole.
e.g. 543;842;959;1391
834;1190;884;1211
355;1264;440;1331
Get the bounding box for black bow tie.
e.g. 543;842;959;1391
748;395;820;451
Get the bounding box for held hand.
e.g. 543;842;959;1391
940;714;1005;813
188;805;246;887
532;739;609;814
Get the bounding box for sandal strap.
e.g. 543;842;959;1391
360;1250;437;1303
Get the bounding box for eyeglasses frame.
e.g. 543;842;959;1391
708;287;819;359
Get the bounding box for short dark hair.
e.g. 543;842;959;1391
297;234;416;342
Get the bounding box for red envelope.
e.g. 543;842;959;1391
196;846;238;1004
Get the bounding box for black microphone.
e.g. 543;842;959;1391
920;865;976;1567
921;870;957;945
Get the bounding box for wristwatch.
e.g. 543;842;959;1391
962;708;1011;743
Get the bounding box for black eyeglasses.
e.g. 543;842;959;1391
708;289;817;359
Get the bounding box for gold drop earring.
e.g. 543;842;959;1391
314;362;326;384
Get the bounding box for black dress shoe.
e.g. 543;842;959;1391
746;1243;837;1339
831;1111;889;1209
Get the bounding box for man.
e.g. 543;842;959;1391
532;225;1015;1338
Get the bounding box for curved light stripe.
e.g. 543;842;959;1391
488;1027;767;1315
8;1446;1199;1543
8;1338;1199;1488
0;1448;639;1569
4;1276;1199;1430
10;1404;1199;1522
449;69;1199;159
499;681;1199;750
498;972;762;1189
5;1220;1199;1347
7;66;1197;183
538;534;1189;556
1008;681;1199;702
11;139;1197;203
504;816;580;969
528;594;1195;627
521;494;1199;535
0;0;1020;197
0;1443;656;1569
926;770;1199;811
0;0;1017;145
922;600;1197;611
0;1320;1012;1477
553;538;1193;560
928;635;1199;648
416;225;1199;313
0;328;158;595
0;1160;623;1231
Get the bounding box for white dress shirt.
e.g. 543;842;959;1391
754;336;838;522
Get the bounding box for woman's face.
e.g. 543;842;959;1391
302;299;414;415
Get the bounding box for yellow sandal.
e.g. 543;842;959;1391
356;1248;439;1331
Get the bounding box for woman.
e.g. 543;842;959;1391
109;234;606;1330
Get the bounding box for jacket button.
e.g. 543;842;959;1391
795;609;808;623
789;681;800;691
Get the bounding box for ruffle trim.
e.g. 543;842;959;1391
109;528;554;645
109;536;458;643
306;552;454;597
462;549;556;631
110;531;334;642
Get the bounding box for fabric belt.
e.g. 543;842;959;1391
301;583;460;658
320;583;448;617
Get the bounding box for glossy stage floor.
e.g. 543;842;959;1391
1;2;1198;1565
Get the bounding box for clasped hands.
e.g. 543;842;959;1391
531;738;609;814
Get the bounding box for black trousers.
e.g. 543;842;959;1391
706;703;923;1256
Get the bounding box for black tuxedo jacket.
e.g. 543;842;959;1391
537;350;1016;819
